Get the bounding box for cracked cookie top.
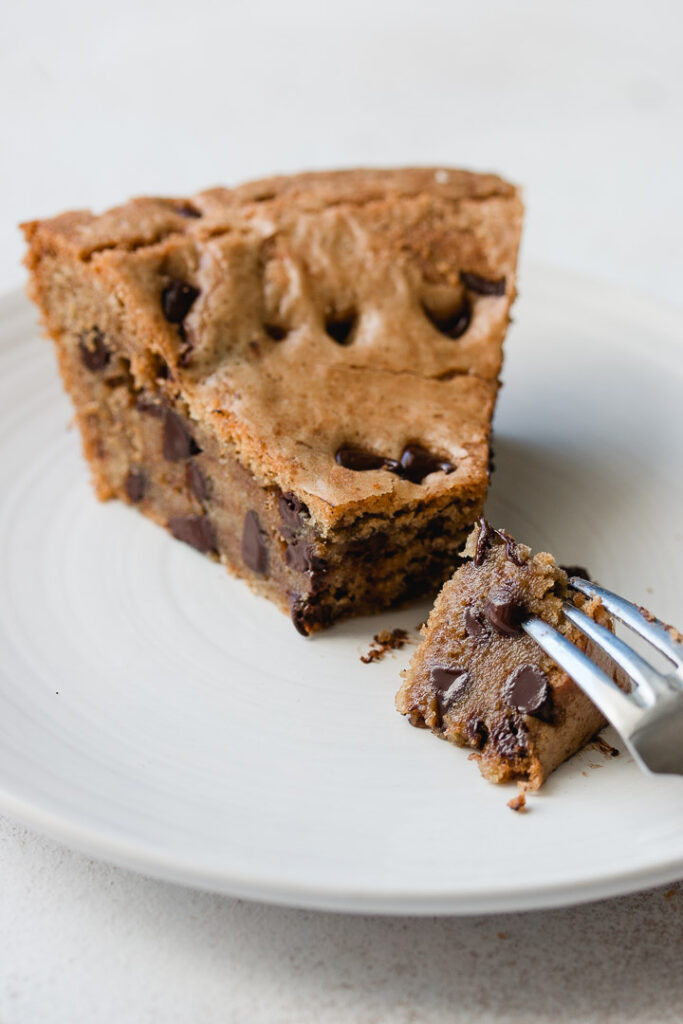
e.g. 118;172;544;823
23;167;523;528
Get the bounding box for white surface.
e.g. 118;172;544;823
2;270;683;917
2;0;683;1018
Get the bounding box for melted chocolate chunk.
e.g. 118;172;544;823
161;279;199;324
325;313;356;346
335;443;454;483
186;461;209;503
464;716;489;750
423;300;471;339
464;606;487;640
241;510;268;575
162;409;201;461
335;447;394;472
78;328;110;371
124;470;146;503
503;664;554;722
278;491;308;540
484;590;525;636
430;665;471;715
474;517;495;566
289;594;330;636
474;517;524;567
490;717;528;758
460;271;506;296
264;323;288;341
285;540;314;572
397;444;455;484
561;565;592;582
168;515;217;554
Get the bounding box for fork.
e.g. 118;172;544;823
522;579;683;777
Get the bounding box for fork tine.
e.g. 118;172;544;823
523;616;642;732
569;578;682;666
562;602;672;705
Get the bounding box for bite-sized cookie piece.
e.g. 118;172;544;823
22;168;523;633
396;519;622;788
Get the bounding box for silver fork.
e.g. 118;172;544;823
523;579;683;777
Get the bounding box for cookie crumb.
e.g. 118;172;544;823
587;734;620;758
507;791;527;813
361;628;409;663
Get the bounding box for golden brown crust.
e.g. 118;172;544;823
23;167;523;531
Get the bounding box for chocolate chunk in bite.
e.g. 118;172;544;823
503;664;554;722
484;590;525;636
430;665;471;714
241;510;268;575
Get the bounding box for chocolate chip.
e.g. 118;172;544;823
484;591;525;636
168;515;217;554
162;409;201;461
78;328;110;371
490;717;528;758
398;443;455;484
460;271;506;296
464;606;487;639
175;202;201;218
186;461;209;503
325;313;356;346
430;665;471;715
423;300;471;339
335;447;394;472
464;716;489;750
278;491;308;540
124;470;146;503
161;279;199;324
561;565;592;582
503;664;554;722
242;510;268;575
264;323;288;342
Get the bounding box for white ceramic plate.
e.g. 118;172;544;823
1;267;682;915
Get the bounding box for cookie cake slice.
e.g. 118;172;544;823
22;168;523;633
396;520;624;788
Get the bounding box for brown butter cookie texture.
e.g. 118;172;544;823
22;168;523;633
